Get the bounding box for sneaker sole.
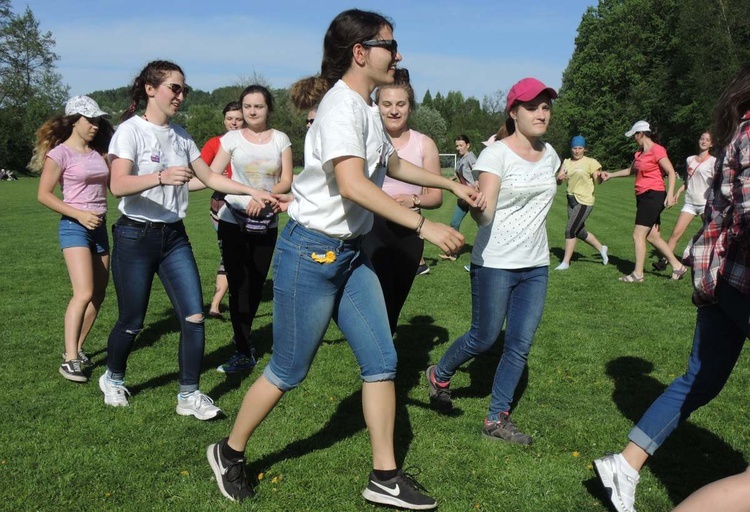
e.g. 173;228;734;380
425;365;453;413
593;458;630;512
59;366;87;383
362;488;437;510
176;404;221;421
481;430;532;445
207;443;239;502
98;374;128;407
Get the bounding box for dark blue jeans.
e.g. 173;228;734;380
435;265;549;419
629;281;750;454
107;217;205;393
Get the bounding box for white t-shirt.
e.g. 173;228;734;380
288;80;394;239
471;141;560;269
683;154;717;206
108;116;200;223
218;129;291;226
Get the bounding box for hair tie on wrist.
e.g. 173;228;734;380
415;215;425;237
158;170;163;186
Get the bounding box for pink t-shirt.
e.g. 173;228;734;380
633;143;668;194
381;129;424;197
47;144;109;214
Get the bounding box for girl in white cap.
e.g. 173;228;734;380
32;95;114;383
601;121;688;282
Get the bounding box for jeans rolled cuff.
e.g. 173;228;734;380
179;384;199;394
263;366;295;392
627;426;660;456
361;371;396;383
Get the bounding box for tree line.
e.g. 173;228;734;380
2;0;748;173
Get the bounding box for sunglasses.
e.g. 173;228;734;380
306;118;314;125
361;39;398;57
161;82;190;97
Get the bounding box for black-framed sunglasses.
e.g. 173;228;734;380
306;118;314;125
361;39;398;57
161;82;190;97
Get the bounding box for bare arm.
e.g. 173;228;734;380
37;157;104;230
191;157;277;206
658;156;677;207
335;156;463;254
470;172;501;226
270;146;293;194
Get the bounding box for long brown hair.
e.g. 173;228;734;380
713;62;750;149
28;115;114;172
290;9;393;110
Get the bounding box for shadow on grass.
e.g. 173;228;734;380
587;356;747;508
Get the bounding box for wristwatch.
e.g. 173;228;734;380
412;194;421;207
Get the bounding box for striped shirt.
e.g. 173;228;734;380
690;113;750;305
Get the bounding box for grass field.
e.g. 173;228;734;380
0;175;747;511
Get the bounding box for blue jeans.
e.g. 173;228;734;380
629;281;749;454
106;217;205;393
263;221;396;391
435;265;549;419
449;202;469;231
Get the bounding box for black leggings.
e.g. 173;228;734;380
362;214;424;335
218;220;277;354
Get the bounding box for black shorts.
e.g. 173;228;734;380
635;190;666;227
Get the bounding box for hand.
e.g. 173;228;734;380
664;194;677;208
420;218;465;255
272;193;294;213
556;170;568;181
160;166;193;186
452;182;484;210
246;189;278;217
600;171;611;182
77;211;103;230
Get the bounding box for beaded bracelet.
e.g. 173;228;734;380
158;170;163;186
415;215;426;237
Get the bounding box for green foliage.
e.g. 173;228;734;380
411;105;447;144
0;2;68;172
554;0;750;171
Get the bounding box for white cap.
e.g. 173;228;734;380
65;95;110;118
625;120;651;137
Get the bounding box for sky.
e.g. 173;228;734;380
18;0;598;103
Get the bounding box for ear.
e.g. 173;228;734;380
145;82;157;99
352;42;368;67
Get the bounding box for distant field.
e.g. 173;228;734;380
0;177;746;511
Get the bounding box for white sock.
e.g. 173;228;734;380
600;246;609;265
555;262;570;270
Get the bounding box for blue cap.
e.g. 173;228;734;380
571;135;586;148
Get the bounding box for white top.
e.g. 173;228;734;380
471;141;560;269
108;116;200;223
218;129;291;227
683;154;717;206
288;80;394;239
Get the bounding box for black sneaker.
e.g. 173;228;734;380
207;439;253;502
362;469;437;510
425;365;453;413
482;414;532;445
416;263;430;276
652;257;668;272
59;360;87;383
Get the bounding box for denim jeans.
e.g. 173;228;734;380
629;281;749;454
449;202;470;231
107;217;205;393
435;264;549;418
263;221;396;391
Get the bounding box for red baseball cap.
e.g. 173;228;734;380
505;78;558;111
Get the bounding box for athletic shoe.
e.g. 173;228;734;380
62;350;93;367
438;254;457;261
425;365;453;413
216;351;256;373
207;440;253;502
59;360;87;383
464;265;471;272
594;453;639;512
362;469;437;510
98;372;130;407
416;263;430;275
482;413;532;445
554;262;570;270
176;390;221;420
652;257;668;272
601;245;609;265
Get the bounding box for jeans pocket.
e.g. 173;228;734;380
114;223;146;241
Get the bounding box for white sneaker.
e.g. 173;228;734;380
176;391;222;420
601;245;609;265
594;453;639;512
99;372;130;407
555;262;570;270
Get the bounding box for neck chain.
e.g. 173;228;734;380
246;128;269;143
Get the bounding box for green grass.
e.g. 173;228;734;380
0;176;747;511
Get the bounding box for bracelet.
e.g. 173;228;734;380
157;170;163;187
415;215;426;237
